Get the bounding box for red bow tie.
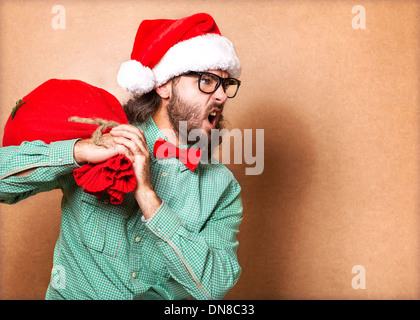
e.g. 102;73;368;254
153;138;202;171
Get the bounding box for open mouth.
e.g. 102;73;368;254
208;110;217;126
207;107;221;129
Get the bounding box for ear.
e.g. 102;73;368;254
155;80;172;99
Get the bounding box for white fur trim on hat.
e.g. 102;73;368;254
153;34;241;87
117;60;155;94
117;33;241;94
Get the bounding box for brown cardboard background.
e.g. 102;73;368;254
0;0;419;299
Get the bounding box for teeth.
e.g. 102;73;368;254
210;111;217;116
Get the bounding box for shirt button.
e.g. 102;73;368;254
104;199;109;204
132;272;137;279
57;157;63;163
162;172;168;177
157;227;162;233
135;236;141;243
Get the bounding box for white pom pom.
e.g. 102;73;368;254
117;60;155;94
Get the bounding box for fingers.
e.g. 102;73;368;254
113;136;147;158
110;125;149;158
111;125;147;145
110;125;145;142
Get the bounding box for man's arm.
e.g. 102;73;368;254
0;131;133;204
0;139;80;204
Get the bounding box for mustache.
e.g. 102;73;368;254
206;103;224;114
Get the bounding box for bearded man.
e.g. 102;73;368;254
0;13;243;300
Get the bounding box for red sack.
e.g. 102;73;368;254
2;79;136;204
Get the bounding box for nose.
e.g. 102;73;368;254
212;83;228;104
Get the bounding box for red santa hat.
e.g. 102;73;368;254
117;12;241;94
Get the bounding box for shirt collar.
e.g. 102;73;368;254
137;117;167;156
137;117;201;171
139;117;197;150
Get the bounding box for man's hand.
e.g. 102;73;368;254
110;125;162;219
73;133;131;165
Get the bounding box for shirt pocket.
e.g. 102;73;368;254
79;193;110;253
147;243;170;281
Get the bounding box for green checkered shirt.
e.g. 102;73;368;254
0;117;243;300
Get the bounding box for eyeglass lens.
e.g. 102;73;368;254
199;73;239;98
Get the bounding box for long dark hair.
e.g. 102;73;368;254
122;90;161;124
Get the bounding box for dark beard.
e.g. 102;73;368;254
167;86;226;159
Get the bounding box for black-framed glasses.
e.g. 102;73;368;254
182;71;241;98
